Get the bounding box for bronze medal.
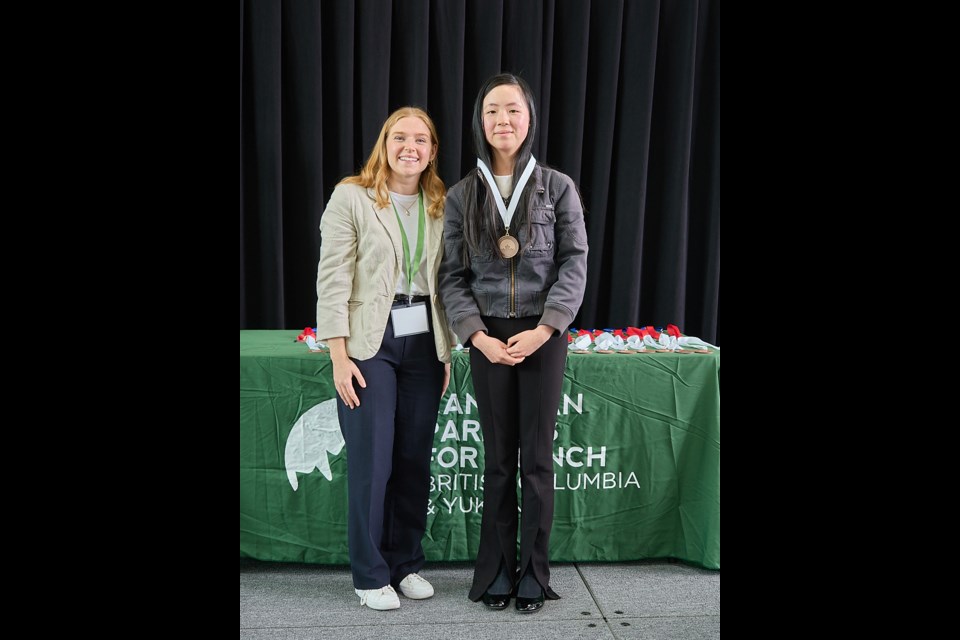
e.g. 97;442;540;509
498;233;520;259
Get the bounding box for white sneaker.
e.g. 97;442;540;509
355;585;400;610
398;573;434;599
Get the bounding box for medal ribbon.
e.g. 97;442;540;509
476;155;537;233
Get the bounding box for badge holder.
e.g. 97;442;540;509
391;299;429;337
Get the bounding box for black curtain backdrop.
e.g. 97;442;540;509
241;0;720;344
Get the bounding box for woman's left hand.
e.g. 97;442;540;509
442;362;451;395
505;325;555;358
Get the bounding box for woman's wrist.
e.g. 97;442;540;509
536;324;556;338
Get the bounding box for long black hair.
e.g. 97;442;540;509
461;73;538;263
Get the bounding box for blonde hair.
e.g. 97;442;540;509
340;107;446;219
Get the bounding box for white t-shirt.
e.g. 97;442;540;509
493;174;514;200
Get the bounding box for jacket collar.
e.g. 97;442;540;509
531;164;545;195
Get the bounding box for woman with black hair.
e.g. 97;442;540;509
439;73;588;613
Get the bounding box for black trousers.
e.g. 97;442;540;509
467;316;567;601
337;301;445;590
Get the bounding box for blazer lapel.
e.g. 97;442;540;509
370;188;404;274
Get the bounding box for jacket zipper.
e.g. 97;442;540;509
509;256;516;318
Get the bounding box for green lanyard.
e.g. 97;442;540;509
391;189;425;298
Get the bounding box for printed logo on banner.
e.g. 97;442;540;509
281;391;642;498
429;391;641;515
284;398;345;490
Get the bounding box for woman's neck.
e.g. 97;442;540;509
387;175;420;195
490;151;517;176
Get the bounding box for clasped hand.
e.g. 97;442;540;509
473;326;552;365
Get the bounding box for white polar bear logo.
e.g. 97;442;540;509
284;398;345;490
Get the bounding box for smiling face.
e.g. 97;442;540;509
482;84;530;168
385;116;436;187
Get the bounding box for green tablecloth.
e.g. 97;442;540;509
240;330;720;569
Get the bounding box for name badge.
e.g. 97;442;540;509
390;302;429;337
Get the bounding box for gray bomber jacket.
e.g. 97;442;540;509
439;164;589;344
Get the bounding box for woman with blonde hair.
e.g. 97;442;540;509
316;107;451;611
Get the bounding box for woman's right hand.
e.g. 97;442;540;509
327;338;366;409
332;357;366;409
471;331;525;366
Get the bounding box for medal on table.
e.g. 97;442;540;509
477;156;537;260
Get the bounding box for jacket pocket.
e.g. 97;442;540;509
526;207;556;254
467;288;489;315
528;290;549;312
469;251;496;264
347;300;364;339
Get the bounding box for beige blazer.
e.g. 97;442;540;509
316;183;452;363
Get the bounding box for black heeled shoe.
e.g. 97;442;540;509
514;569;545;613
481;591;510;609
514;590;544;613
482;558;513;609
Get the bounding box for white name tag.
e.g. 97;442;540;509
390;302;429;337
